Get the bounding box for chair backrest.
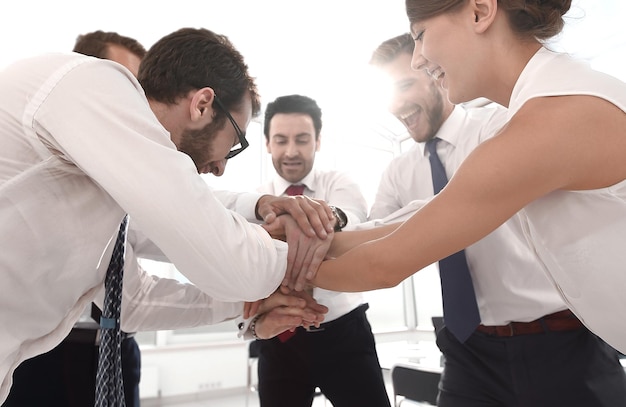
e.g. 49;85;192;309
431;316;445;336
391;363;441;406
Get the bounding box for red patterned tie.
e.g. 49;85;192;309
284;184;305;196
277;184;306;342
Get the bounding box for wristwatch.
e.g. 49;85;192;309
329;206;347;232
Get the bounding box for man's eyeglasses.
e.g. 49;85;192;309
213;95;249;159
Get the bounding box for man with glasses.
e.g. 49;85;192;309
214;95;249;159
0;27;331;404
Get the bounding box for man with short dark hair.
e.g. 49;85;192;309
249;94;390;407
0;27;330;404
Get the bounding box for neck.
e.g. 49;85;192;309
148;98;184;144
442;100;455;121
486;41;542;108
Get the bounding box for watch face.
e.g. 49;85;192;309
331;206;347;231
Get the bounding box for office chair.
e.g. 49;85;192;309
431;316;445;336
391;363;441;406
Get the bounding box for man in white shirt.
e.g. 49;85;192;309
0;28;329;404
2;30;148;407
366;33;626;406
249;95;390;407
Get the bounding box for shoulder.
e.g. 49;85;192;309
376;147;421;179
463;104;509;139
513;95;621;137
315;168;358;184
256;181;275;194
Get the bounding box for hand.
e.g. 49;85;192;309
263;215;334;290
247;286;328;339
256;195;334;239
244;285;327;318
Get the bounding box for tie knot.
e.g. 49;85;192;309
285;184;305;196
426;137;441;156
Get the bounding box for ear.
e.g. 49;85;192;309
315;134;322;152
471;0;497;34
189;87;216;124
265;137;271;153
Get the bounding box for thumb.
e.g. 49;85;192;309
264;211;277;224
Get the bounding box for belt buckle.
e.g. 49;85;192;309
505;323;514;337
305;325;325;333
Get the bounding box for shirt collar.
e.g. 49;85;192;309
273;170;315;196
418;105;467;156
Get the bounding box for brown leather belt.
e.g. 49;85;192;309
475;310;584;337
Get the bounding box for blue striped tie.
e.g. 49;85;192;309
95;215;128;407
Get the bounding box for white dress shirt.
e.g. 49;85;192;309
367;105;569;326
0;53;286;402
258;169;368;323
507;47;626;353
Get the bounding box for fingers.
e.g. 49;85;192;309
284;232;297;286
305;232;333;281
312;198;334;225
295;288;329;314
285;228;333;290
304;297;329;315
244;301;253;319
291;238;313;291
254;306;325;339
254;313;302;339
256;195;278;223
283;216;312;290
261;220;285;240
257;195;335;240
292;196;333;238
263;211;277;224
257;286;306;315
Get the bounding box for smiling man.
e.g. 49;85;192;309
368;33;506;219
250;94;390;407
0;28;331;404
354;32;626;407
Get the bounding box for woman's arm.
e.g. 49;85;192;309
314;95;626;292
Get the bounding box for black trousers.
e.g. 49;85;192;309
436;325;626;407
257;304;391;407
2;335;141;407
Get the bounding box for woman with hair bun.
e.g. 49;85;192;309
312;1;626;405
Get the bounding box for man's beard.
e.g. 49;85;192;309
422;85;446;142
176;119;224;172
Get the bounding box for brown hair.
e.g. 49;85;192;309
263;95;322;140
138;28;260;118
73;30;146;59
369;33;414;67
405;0;572;40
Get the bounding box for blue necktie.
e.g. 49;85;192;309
426;138;480;342
95;215;128;407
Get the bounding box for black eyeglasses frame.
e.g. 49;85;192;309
213;95;249;159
